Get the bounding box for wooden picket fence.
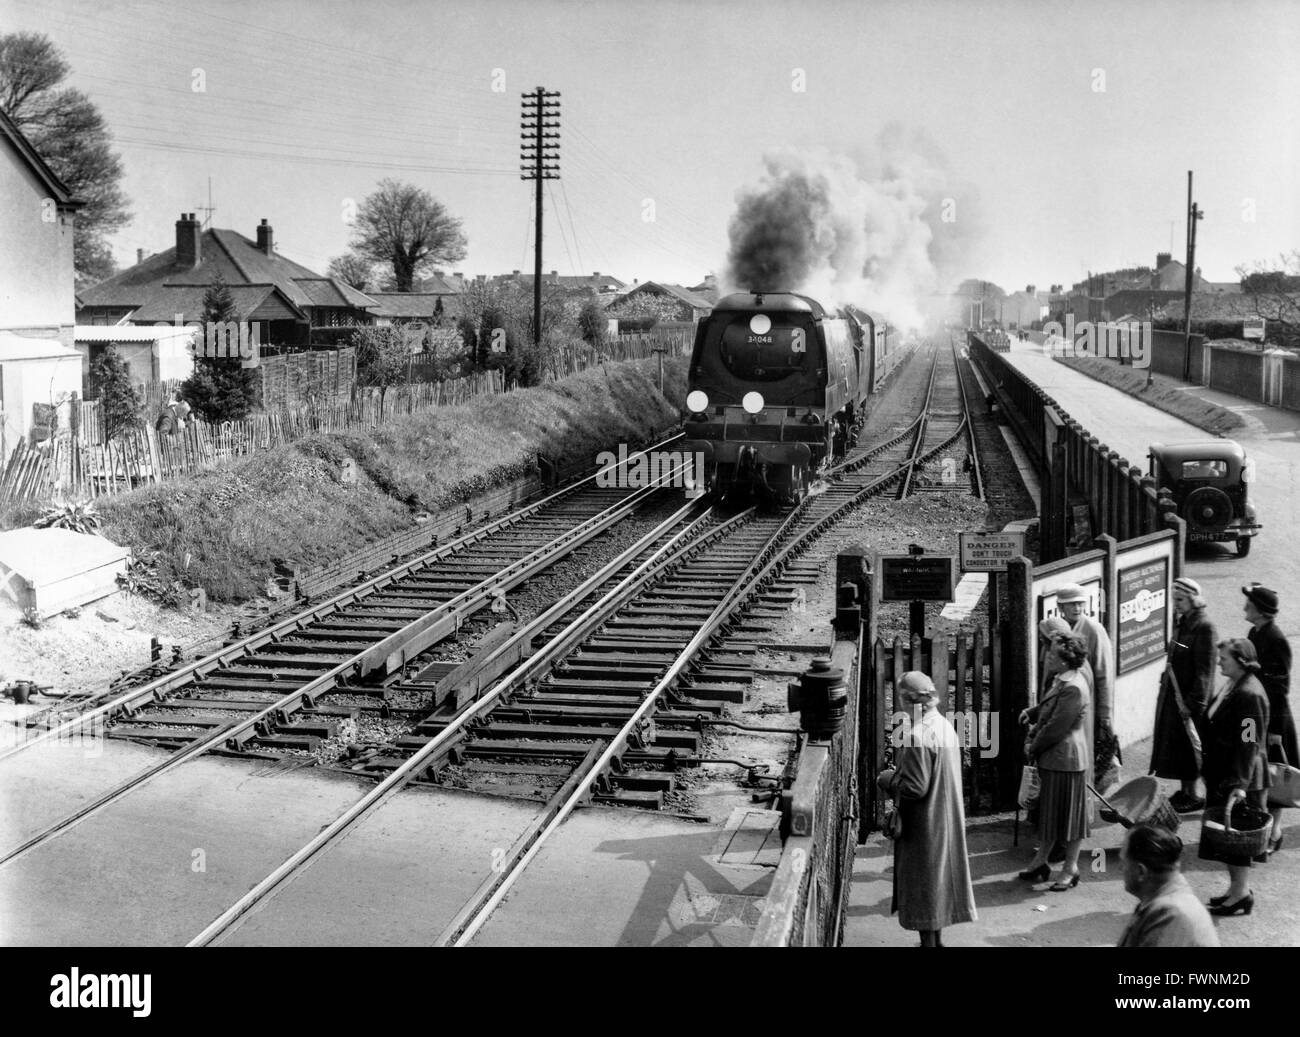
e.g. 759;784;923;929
1;369;506;504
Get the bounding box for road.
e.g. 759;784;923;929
1002;339;1300;651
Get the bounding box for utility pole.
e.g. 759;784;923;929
1181;171;1204;383
520;87;561;351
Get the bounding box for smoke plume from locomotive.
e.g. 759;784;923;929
724;133;982;328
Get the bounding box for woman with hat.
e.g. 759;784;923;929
1152;577;1216;813
1018;633;1092;891
1201;638;1271;916
1244;583;1296;856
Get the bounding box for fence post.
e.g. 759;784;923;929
1002;556;1033;806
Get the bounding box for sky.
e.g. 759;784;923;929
4;0;1298;301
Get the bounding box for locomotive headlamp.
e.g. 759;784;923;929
742;391;764;414
686;390;709;412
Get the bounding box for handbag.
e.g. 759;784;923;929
1268;746;1300;808
1018;764;1040;810
883;804;903;839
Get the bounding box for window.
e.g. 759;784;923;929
1180;459;1228;479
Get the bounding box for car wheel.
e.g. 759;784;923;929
1237;537;1251;558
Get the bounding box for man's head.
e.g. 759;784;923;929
1055;584;1088;623
1121;823;1183;897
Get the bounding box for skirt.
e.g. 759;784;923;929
1038;768;1091;842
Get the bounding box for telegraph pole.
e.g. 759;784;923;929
521;87;561;350
1181;171;1204;383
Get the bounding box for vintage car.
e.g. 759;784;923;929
1148;440;1260;557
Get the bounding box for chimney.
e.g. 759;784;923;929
1026;284;1036;294
550;269;558;277
512;269;521;276
136;248;145;265
1156;252;1171;271
256;218;274;256
176;212;201;268
593;271;600;276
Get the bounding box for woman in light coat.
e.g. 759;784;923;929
878;670;977;947
1018;634;1092;891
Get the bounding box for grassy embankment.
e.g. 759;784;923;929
1054;355;1245;436
3;357;687;603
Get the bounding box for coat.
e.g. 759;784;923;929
1150;606;1217;780
1248;620;1299;766
1202;673;1271;804
1072;614;1114;731
887;708;977;931
1117;872;1220;947
1028;671;1091;772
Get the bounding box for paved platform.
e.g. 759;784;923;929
846;736;1300;947
1000;340;1300;656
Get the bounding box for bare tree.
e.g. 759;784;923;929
1236;251;1300;350
0;31;131;287
349;179;467;292
327;252;374;292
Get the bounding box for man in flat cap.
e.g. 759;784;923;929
1056;584;1117;789
1153;577;1216;812
1244;583;1295;856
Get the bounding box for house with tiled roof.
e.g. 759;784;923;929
367;292;464;325
77;214;379;344
609;280;714;321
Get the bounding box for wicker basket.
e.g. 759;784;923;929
1197;804;1272;863
1095;776;1180;833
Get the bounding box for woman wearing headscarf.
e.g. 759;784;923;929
1018;633;1092;891
877;670;977;946
1152;577;1217;813
1243;583;1295;857
1201;638;1271;916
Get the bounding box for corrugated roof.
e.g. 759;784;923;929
75;325;197;342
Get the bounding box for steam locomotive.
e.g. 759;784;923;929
680;291;893;502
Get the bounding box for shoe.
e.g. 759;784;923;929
1018;863;1050;882
1209;893;1230;906
1254;832;1283;863
1208;892;1253;917
1170;793;1206;813
1049;872;1080;892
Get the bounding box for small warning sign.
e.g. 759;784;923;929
958;531;1026;572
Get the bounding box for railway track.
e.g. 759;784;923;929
3;344;994;946
178;349;987;946
0;442;695;866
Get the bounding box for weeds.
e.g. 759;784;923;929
33;501;101;534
